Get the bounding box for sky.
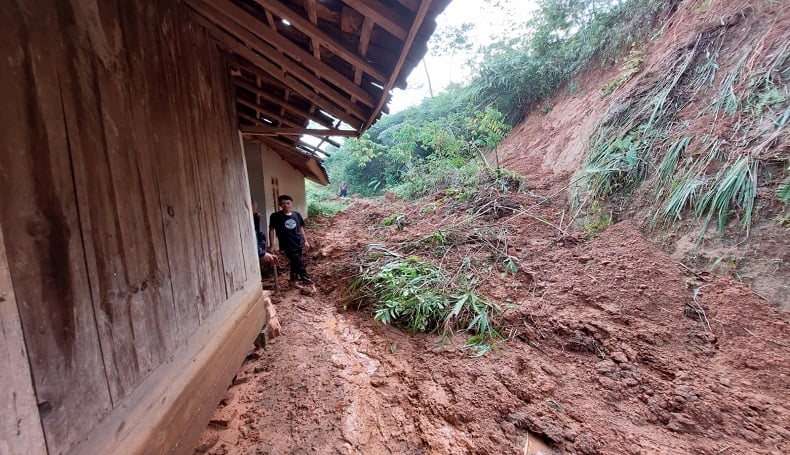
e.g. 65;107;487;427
388;0;538;113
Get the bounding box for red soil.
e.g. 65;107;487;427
195;191;788;454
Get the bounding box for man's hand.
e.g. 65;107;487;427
303;240;311;251
261;252;277;263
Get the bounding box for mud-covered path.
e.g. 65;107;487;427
195;282;550;454
196;196;789;455
219;289;402;453
195;276;553;454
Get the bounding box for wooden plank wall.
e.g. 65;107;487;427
0;0;257;453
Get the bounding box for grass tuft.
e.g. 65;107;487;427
695;155;758;233
777;168;790;203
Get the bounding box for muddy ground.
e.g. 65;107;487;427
195;188;789;455
194;1;789;452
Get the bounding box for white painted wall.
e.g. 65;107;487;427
244;140;307;248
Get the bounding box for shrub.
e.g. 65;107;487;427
347;249;501;355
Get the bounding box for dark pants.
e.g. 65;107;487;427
284;248;308;280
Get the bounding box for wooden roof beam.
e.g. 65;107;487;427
295;141;324;157
340;0;409;40
233;77;332;129
239;111;268;127
396;0;419;11
303;0;321;59
264;136;316;161
191;11;365;129
352;17;374;102
208;0;377;108
189;1;370;122
268;135;323;160
252;0;387;82
236;97;303;129
240;126;359;137
364;0;434;129
324;137;341;148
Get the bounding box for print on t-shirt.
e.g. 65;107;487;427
284;218;297;230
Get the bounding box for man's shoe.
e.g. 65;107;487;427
300;277;313;284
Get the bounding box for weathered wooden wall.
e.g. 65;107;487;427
0;0;260;453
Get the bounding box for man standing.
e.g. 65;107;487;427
267;195;312;284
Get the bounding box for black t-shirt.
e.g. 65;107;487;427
269;210;304;250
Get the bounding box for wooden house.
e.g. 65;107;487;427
0;0;450;453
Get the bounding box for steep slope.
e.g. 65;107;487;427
494;0;789;309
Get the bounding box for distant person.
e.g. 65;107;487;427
267;195;312;284
252;200;276;263
338;182;348;197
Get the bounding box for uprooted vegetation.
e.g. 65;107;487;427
578;6;789;238
343;170;534;355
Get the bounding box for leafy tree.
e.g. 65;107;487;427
317;0;666;197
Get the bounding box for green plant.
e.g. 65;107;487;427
356;257;447;331
775;167;790;226
347;254;501;352
471;0;664;123
600;45;645;98
778;169;790;203
394;159;485;200
584;127;649;199
454;291;501;356
307;199;349;217
584;24;787;239
382;213;407;230
657;169;705;225
657;137;692;184
696;155;758;233
502;256;519;276
584;211;613;237
368;179;383;193
307;180;352;217
347;220;507;354
419;230;449;247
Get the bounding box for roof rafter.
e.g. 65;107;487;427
192;11;364;129
190;1;369;126
233;77;333;130
236;97;302;128
240;126;358;137
251;0;388;82
340;0;409;40
209;0;378;108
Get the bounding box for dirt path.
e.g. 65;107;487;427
196;283;553;455
196;195;789;455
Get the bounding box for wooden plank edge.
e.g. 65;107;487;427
0;223;48;454
67;279;266;455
